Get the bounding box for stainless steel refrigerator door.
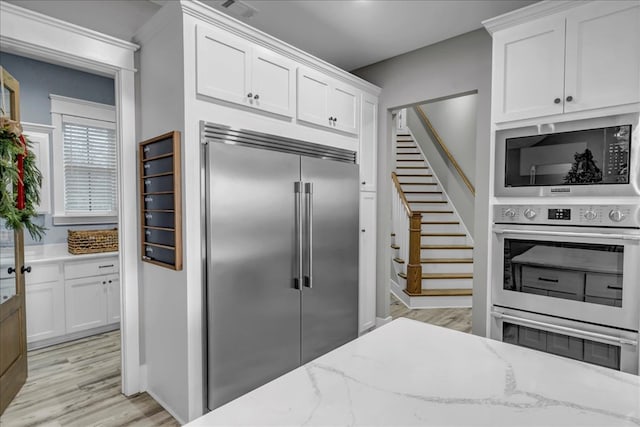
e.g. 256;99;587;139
206;142;301;410
301;157;359;364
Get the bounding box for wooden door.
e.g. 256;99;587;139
564;1;640;113
492;15;565;122
0;68;28;415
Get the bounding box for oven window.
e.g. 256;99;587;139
503;323;621;370
504;124;631;187
503;239;623;307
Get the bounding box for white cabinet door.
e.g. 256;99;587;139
251;47;295;117
564;1;640;113
332;83;359;134
26;280;65;342
359;192;377;334
106;274;120;324
493;16;566;122
297;67;331;128
65;276;107;333
359;93;377;192
196;25;251;106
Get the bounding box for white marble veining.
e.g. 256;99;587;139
187;317;640;426
0;243;117;266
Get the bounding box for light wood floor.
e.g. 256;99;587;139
390;293;472;333
0;331;179;427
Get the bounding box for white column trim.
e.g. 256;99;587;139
0;2;141;396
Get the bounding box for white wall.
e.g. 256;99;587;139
353;28;492;335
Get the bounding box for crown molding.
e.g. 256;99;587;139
0;1;139;52
178;0;381;95
482;0;586;35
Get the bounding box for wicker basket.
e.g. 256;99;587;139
67;229;118;255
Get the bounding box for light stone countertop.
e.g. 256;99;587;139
0;243;118;266
187;317;640;427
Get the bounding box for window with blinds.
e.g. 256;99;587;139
62;116;117;215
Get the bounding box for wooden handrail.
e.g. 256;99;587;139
391;171;422;295
414;106;475;196
391;172;413;217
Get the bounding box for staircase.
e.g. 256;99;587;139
391;132;473;308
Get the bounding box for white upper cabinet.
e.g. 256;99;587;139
359;93;377;192
297;67;359;135
564;1;640;113
491;1;640;123
196;25;295;118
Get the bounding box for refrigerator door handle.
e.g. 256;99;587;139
304;182;313;288
294;182;303;289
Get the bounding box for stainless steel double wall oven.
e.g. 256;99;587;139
491;113;640;374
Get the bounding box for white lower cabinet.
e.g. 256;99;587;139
25;263;64;342
65;276;109;333
23;254;119;347
359;192;377;333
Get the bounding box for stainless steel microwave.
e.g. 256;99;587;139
495;113;640;197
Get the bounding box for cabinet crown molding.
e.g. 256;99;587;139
137;0;381;96
482;0;585;34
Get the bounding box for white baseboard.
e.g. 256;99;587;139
375;316;392;328
139;363;148;391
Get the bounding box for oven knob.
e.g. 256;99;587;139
523;208;536;220
608;209;625;222
504;208;517;218
584;210;597;221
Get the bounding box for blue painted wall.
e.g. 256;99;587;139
0;53;116;246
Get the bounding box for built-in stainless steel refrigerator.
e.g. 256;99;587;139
201;123;359;410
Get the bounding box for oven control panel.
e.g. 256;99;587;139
494;204;640;228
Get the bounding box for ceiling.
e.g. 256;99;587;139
5;0;537;71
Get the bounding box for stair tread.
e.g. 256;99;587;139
404;288;473;297
421;232;466;236
410;200;448;204
396;174;434;177
391;244;400;249
421;244;473;249
401;183;438;186
398;271;473;280
396;159;425;162
394;257;474;264
396;166;428;169
422;221;459;224
415;210;454;214
422;258;474;263
404;191;442;194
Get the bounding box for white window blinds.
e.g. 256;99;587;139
62;116;117;214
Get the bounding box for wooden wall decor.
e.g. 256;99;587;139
138;131;183;270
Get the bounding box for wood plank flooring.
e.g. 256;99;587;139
0;331;178;427
390;293;472;333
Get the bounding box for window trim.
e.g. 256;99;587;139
50;94;117;225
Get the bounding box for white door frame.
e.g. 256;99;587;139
0;2;141;395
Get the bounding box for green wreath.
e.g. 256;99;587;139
0;126;46;240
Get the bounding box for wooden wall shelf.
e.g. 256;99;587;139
138;131;183;270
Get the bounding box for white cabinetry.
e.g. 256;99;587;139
297;67;359;135
491;1;640;123
359;93;377;192
359;192;377;333
64;256;119;333
196;24;295;117
25;263;64;342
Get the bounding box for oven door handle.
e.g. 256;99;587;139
491;311;638;347
492;228;640;241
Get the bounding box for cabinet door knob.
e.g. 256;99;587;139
21;265;31;274
108;280;112;283
554;98;561;104
361;181;366;185
566;95;573;102
103;281;106;285
329;116;334;122
247;92;253;98
361;229;365;232
7;267;16;275
333;117;338;122
254;94;259;100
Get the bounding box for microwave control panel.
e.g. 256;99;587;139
494;204;640;228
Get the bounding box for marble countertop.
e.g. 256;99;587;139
0;243;118;266
187;317;640;426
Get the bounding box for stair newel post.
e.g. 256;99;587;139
406;212;423;295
